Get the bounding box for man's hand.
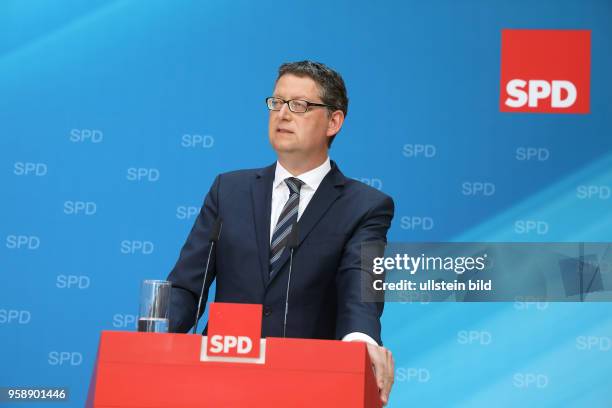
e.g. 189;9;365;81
366;343;395;406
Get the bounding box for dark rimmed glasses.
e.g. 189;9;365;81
265;97;335;113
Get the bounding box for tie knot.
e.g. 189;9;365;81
285;177;304;195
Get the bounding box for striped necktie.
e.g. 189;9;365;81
270;177;304;276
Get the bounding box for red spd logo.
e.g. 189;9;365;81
202;303;263;362
500;29;590;113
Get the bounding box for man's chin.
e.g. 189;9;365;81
270;139;298;154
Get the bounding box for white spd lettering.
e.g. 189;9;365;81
505;79;576;108
209;335;253;354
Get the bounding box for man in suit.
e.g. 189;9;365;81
167;60;395;404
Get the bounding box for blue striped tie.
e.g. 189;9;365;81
270;177;304;276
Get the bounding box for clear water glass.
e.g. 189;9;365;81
138;280;171;333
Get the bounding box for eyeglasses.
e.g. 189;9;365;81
265;97;335;113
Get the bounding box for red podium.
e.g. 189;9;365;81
86;304;381;407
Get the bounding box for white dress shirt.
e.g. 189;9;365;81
270;158;378;346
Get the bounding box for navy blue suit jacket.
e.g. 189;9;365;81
167;161;394;345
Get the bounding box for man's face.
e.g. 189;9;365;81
268;74;333;159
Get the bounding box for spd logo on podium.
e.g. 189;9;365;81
500;29;590;113
200;303;266;364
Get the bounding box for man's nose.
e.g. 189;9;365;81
278;102;292;120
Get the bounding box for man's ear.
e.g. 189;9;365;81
326;110;345;137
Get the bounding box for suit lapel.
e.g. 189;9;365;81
251;163;276;287
268;161;346;284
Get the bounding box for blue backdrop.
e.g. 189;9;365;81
2;0;611;406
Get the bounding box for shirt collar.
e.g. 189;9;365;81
273;157;332;191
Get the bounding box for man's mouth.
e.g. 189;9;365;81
277;128;294;134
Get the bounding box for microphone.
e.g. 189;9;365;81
192;218;223;334
283;223;299;338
